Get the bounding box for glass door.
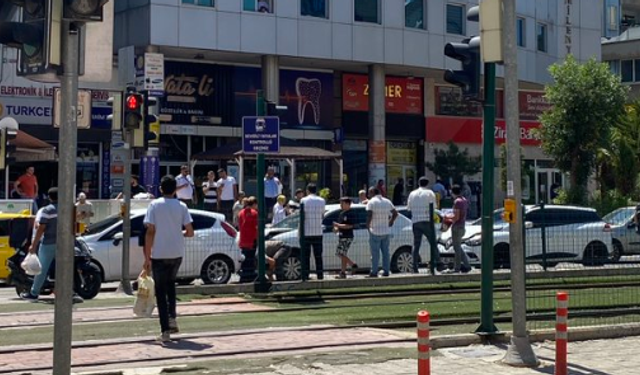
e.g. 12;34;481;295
535;168;566;204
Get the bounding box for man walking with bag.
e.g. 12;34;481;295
143;175;194;343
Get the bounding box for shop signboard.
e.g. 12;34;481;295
102;148;111;199
426;117;541;146
234;67;334;130
140;156;160;197
342;74;424;115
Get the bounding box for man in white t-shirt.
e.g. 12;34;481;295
217;168;238;222
366;187;398;277
175;165;195;207
143;175;194;343
299;183;325;281
407;177;444;274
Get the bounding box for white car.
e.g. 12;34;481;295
80;209;241;284
439;205;613;268
270;204;440;279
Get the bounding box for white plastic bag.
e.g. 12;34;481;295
21;253;42;276
133;273;156;318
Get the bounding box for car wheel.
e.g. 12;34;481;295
77;263;102;300
494;244;510;269
610;241;623;262
391;247;413;274
280;253;302;281
200;256;234;284
583;241;608;267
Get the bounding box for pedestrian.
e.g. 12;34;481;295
176;165;196;207
264;166;282;217
232;191;246;228
407;177;445;274
287;188;305;214
300;183;325;281
376;179;387;197
272;195;287;226
366;187;398;277
392;178;404;206
217;168;238;222
238;196;259;283
358;189;369;205
202;170;218;212
333;197;358;279
116;175;147;200
14;166;39;211
21;188;84;304
446;184;471;273
142;175;195;343
432;178;447;209
265;240;292;281
75;192;94;234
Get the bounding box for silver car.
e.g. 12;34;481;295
603;206;640;261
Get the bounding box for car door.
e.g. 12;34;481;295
321;209;341;271
523;209;544;260
181;213;217;278
350;207;371;269
103;215;146;280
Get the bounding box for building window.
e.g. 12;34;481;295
536;23;547;52
405;0;425;29
182;0;214;6
446;4;465;35
608;60;620;75
635;60;640;82
621;60;633;83
301;0;328;18
608;5;618;31
354;0;379;23
517;17;526;47
244;0;272;13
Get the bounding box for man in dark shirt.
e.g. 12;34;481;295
333;197;358;279
446;185;471;273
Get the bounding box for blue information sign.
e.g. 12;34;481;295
242;116;280;153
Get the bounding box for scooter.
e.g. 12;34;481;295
6;217;102;300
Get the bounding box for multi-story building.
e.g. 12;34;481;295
0;0;602;208
603;1;640;99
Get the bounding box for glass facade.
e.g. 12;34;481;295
517;17;526;47
405;0;424;29
355;0;379;23
182;0;214;6
301;0;328;18
536;23;547;52
446;4;464;35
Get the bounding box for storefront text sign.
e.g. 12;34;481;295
426;117;541;146
342;74;423;115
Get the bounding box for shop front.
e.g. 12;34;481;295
427;86;562;205
341;73;424;198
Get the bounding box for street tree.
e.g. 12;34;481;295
426;142;481;184
539;56;628;205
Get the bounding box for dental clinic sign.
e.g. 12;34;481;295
342;74;424;115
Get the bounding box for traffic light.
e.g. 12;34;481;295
106;92;122;130
0;128;17;170
0;0;62;76
64;0;109;22
444;36;481;101
145;96;159;148
124;92;143;129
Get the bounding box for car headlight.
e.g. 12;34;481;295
464;235;482;247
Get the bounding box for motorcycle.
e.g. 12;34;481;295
6;217;102;300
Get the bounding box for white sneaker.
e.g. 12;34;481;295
156;332;171;343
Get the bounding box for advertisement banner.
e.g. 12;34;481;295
426;117;541;146
101;148;111;199
234;67;334;130
140;156;160;198
342;74;424;115
159;61;235;126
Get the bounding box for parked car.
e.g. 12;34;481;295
270;204;441;280
602;206;639;261
439;205;613;268
80;209;241;284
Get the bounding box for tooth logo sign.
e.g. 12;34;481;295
296;78;321;125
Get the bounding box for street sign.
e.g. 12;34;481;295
135;52;165;97
242;116;280;153
53;88;92;129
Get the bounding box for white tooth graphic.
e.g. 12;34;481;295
296;78;322;125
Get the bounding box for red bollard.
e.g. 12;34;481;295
417;310;430;375
555;292;569;375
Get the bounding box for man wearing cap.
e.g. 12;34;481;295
407;177;445;273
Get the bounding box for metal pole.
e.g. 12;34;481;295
502;0;539;366
477;62;498;336
118;128;133;295
53;20;79;375
255;93;269;292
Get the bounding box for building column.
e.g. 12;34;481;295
262;55;279;104
368;64;386;189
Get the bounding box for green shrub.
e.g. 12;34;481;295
588;189;632;217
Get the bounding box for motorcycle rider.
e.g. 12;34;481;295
20;188;83;303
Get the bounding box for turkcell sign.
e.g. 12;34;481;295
242;116;280;153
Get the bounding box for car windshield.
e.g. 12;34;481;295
603;207;635;226
470;209;505;226
84;213;122;235
271;211;300;229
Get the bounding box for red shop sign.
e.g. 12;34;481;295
426;116;541;146
342;74;423;115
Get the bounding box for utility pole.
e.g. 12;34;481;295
53;20;79;375
118;126;133;295
502;0;539;367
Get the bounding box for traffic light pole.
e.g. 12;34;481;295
255;91;269;293
53;21;79;375
476;62;498;337
118;127;134;295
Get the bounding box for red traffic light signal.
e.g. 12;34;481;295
126;94;141;111
124;93;143;129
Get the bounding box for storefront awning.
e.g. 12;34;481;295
192;140;342;161
12;130;56;162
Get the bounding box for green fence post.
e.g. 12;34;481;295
255;90;269;293
300;202;307;281
429;202;436;275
